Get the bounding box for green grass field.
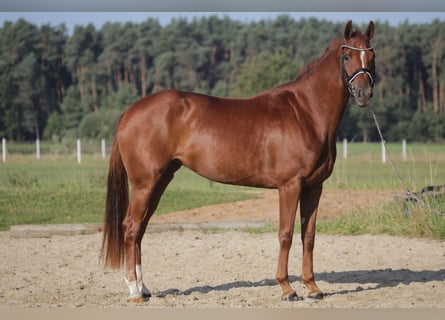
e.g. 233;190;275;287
1;142;444;238
0;153;259;230
327;142;445;190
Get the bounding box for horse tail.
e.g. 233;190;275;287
101;136;128;269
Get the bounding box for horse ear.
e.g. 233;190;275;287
366;21;375;40
344;20;353;40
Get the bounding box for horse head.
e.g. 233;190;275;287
341;20;375;107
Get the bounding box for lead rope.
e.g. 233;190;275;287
370;107;445;217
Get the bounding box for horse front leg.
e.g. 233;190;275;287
276;181;301;301
299;184;324;299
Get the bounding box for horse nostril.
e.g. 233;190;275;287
354;87;372;107
356;88;363;100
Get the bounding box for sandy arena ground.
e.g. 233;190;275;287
0;189;444;308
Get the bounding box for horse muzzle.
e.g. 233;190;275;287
347;68;374;107
352;85;373;107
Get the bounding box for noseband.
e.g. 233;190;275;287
340;45;375;95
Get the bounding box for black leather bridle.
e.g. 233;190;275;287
340;44;375;95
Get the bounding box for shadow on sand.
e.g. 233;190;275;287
155;268;445;298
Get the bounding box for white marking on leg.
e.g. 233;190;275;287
125;277;141;299
136;264;143;285
136;264;151;297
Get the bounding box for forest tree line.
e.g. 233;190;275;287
1;15;445;143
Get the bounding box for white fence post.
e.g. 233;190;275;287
402;139;407;161
101;139;106;159
77;139;81;164
381;140;386;164
36;138;40;160
342;138;348;160
1;138;5;163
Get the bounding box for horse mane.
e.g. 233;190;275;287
296;37;343;81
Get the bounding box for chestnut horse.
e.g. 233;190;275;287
101;20;376;302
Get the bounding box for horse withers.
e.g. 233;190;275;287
101;20;376;303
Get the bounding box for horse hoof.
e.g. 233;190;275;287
308;291;324;300
281;291;299;301
127;295;145;303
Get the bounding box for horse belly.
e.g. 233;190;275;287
175;136;277;188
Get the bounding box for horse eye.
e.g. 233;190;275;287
343;54;351;61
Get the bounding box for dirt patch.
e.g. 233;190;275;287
0;232;443;308
1;189;444;308
151;188;392;224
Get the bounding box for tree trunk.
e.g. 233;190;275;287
440;78;444;113
211;45;217;65
152;68;161;93
34;116;40;140
417;69;425;112
125;55;130;85
363;127;368;143
107;62;113;94
77;65;84;101
91;76;98;113
140;53;146;97
115;67;121;88
432;50;439;113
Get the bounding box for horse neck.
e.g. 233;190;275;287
291;43;349;136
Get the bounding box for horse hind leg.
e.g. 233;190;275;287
135;245;151;299
134;209;152;300
131;160;182;302
122;182;154;303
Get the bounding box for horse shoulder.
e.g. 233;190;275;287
262;89;337;184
